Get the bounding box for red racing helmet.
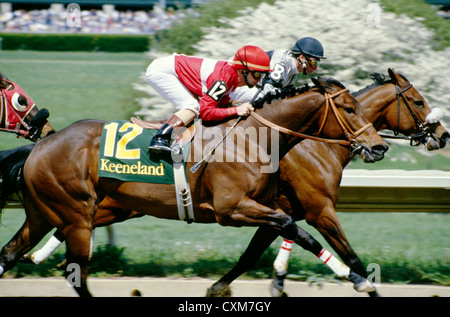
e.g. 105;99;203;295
232;45;272;73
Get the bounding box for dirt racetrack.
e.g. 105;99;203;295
0;277;448;297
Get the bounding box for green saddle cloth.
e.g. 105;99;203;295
98;120;189;184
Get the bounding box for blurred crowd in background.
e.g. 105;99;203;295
0;3;200;34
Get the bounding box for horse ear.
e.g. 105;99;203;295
388;68;399;84
311;77;326;93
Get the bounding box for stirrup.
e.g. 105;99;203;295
149;137;172;153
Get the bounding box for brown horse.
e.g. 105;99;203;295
205;69;449;297
1;70;446;297
0;77;388;296
0;72;55;142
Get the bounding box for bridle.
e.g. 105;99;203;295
378;83;431;146
250;88;372;152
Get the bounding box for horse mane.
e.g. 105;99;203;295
353;72;410;97
0;71;10;89
0;144;35;215
253;84;311;109
253;76;349;109
318;76;347;90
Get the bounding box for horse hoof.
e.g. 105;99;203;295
270;287;288;297
369;290;381;297
206;284;232;297
20;253;35;264
353;279;376;293
349;271;376;293
270;280;288;297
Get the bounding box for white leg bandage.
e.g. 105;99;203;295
273;239;293;276
0;265;4;275
318;248;350;278
31;235;63;265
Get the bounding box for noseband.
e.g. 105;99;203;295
250;88;372;149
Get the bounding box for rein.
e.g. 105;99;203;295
250;89;372;147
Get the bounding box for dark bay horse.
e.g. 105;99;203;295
0;72;55;142
206;69;449;297
0;77;388;296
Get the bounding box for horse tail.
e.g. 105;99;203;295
0;144;35;214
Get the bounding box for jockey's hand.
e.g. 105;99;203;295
236;102;254;116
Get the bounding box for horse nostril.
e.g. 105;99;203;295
443;132;450;142
440;132;449;148
373;144;389;155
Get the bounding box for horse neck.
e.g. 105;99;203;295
247;91;325;156
357;83;398;132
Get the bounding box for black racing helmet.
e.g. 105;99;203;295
291;37;326;59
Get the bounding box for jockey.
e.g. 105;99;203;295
231;37;326;102
146;45;272;153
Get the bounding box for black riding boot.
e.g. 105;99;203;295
149;115;185;153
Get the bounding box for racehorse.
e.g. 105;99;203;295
1;70;446;297
0;72;55;142
0;77;388;296
205;69;449;297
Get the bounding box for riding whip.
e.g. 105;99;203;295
190;87;262;173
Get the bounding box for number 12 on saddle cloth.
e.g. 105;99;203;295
98;120;190;184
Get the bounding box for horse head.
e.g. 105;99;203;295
311;76;389;162
0;72;56;142
386;68;448;150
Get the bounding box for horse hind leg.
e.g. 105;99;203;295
270;238;293;297
63;225;94;297
206;226;280;297
0;216;53;275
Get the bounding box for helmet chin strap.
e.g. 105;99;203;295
295;54;308;76
242;71;254;88
302;62;308;76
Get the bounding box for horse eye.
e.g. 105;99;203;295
414;100;424;108
11;93;28;111
345;107;355;114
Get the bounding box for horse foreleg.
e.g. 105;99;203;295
206;226;279;297
309;206;379;296
280;223;376;294
0;216;53;275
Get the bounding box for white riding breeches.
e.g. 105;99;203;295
146;55;200;116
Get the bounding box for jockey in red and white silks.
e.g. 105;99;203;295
146;45;272;153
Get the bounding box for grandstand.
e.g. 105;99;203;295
0;0;209;34
1;0;210;10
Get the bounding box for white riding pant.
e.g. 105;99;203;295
146;55;200;116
